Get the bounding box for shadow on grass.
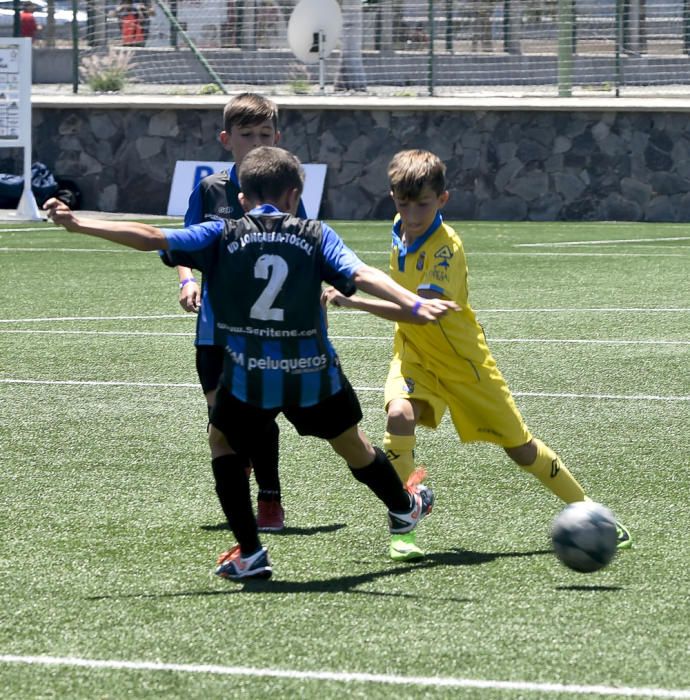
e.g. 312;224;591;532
556;584;623;592
424;547;552;567
200;522;347;536
85;547;550;602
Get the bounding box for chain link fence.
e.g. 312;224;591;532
13;0;690;96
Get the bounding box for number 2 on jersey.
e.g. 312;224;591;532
250;254;288;321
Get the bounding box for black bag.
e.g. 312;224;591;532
0;162;59;208
55;179;82;210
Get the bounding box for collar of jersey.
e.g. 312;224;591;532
392;211;443;255
249;203;284;216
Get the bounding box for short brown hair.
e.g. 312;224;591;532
238;146;304;203
223;93;279;132
387;149;447;199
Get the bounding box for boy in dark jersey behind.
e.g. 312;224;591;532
177;94;302;532
44;147;458;582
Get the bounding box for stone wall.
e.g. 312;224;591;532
23;98;690;221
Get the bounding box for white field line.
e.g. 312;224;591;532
0;329;687;345
514;236;690;247
479;251;689;257
329;336;689;346
2;247;687;258
0;378;198;388
0;330;196;337
1;379;687;402
472;308;690;313
0;654;688;698
0;223;179;234
358;250;689;258
0;227;51;233
354;387;690;402
0;247;140;254
0;308;688;325
0;314;188;323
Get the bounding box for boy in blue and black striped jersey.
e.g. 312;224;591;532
43;146;457;581
177;93;305;532
166;208;348;409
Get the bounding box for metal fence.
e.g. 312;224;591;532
15;0;690;96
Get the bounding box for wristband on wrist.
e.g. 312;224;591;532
412;300;422;316
179;277;197;290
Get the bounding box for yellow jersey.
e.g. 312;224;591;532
389;212;493;382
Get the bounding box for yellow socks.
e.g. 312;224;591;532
383;432;416;484
520;439;586;504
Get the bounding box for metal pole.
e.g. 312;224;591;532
13;0;20;37
615;0;623;96
503;0;510;49
445;0;452;52
557;0;573;97
72;0;79;93
319;29;325;93
428;0;434;96
170;0;178;49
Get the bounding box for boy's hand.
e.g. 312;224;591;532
321;286;351;308
179;280;201;313
43;197;78;231
413;297;459;322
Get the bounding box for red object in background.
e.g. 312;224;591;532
20;10;39;39
121;12;144;46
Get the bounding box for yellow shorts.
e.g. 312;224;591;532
384;352;532;448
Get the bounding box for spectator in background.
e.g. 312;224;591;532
138;0;155;44
116;0;145;47
471;0;495;52
20;1;43;41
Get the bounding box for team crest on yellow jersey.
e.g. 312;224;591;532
403;377;416;394
416;252;426;270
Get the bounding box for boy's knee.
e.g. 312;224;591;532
208;424;234;458
505;439;537;466
386;398;416;433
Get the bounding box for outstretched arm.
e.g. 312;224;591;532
322;286;419;323
349;264;457;323
43;198;169;251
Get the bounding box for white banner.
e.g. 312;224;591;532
0;38;39;219
167;161;327;219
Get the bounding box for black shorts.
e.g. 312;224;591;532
210;378;364;456
195;345;224;395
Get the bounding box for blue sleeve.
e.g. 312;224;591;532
163;220;224;251
319;223;364;295
159;220;224;272
184;182;204;226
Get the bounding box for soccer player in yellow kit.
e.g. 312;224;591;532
324;149;631;561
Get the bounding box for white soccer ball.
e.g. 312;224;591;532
551;501;617;573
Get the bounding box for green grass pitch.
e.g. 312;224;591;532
0;218;688;699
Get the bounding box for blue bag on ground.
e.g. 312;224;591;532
31;162;59;205
0;173;23;207
0;162;59;207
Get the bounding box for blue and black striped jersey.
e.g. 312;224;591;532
161;205;362;409
183;165;308;347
